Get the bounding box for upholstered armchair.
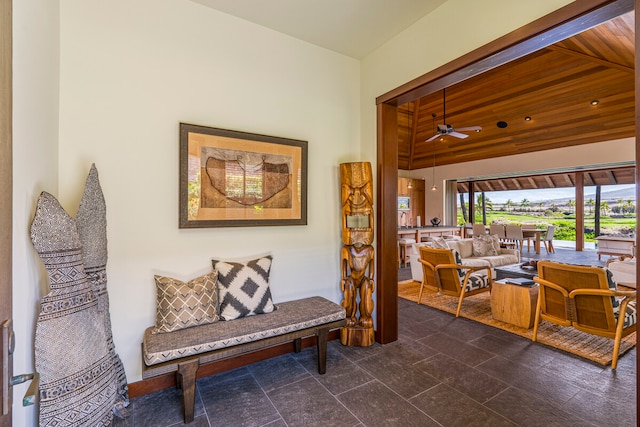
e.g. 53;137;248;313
418;246;492;317
533;260;637;369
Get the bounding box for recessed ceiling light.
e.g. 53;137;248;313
497;121;508;128
524;116;532;121
590;100;600;105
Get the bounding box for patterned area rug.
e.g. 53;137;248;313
398;280;636;366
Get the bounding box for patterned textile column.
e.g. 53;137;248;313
30;192;116;426
76;164;130;416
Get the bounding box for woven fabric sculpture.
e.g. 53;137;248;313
76;164;129;416
30;190;116;426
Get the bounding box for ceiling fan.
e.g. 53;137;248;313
425;88;482;142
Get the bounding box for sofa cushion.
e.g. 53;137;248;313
460;258;492;268
213;256;275;320
478;254;520;267
472;235;499;257
447;239;474;258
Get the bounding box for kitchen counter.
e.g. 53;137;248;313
397;226;461;242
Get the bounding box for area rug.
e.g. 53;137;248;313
398;280;636;366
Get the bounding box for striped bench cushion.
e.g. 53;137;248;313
143;296;345;366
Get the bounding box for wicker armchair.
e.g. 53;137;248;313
418;246;492;317
533;260;637;369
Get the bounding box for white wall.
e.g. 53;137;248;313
57;0;360;383
12;0;60;425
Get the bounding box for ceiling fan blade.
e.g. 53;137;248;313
425;134;440;143
455;126;482;132
449;131;469;139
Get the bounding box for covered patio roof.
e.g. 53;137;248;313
456;165;636;193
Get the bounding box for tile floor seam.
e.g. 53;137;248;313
196;386;211;427
248;367;288;427
309;369;366;426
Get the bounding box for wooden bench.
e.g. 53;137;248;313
142;296;346;423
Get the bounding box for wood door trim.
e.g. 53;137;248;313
375;0;635;345
0;0;12;424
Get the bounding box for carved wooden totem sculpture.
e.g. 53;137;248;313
339;162;375;346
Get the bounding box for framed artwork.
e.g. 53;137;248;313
179;123;308;228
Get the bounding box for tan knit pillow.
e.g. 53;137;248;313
154;271;219;333
472;235;499;257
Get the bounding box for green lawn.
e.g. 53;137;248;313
457;211;636;242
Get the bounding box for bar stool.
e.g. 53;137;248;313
398;238;416;267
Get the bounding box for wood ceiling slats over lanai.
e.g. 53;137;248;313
456;165;635;193
399;12;636;191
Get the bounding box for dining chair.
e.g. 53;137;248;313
418;246;492;317
464;223;473;238
472;223;487;237
489;223;514;249
533;260;637;369
505;224;525;253
542;225;556;253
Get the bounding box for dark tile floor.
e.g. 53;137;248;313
113;293;637;426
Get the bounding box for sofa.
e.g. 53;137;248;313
409;236;520;282
606;256;636;289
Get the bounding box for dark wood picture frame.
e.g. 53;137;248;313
179;123;308;228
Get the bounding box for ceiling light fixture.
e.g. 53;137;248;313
590;99;600;105
431;113;437;191
407;179;412;189
524;116;532;121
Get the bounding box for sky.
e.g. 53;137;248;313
466;184;636;204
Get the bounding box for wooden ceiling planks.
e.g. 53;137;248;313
398;12;636;171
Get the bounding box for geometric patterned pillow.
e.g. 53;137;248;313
212;256;275;321
153;271;219;333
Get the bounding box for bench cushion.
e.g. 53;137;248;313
143;296;345;366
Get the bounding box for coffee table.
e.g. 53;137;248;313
490;279;539;328
494;263;537;281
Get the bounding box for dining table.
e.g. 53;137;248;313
522;228;543;254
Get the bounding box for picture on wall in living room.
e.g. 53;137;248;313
179;123;308;228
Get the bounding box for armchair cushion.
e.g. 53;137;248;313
465;273;492;293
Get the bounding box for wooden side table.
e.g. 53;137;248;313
490;280;539;328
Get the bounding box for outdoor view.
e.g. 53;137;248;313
457;184;636;243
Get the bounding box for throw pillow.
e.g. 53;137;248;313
472;235;498;257
154;271;219;333
429;236;449;249
212;256;275;320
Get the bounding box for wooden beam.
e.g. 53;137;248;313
468;182;475;223
575;172;585;251
376;102;398;344
544;175;555;187
511;178;522;189
604;170;617;184
407;101;418;170
527;177;538;189
546;44;634;73
584;172;595;186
